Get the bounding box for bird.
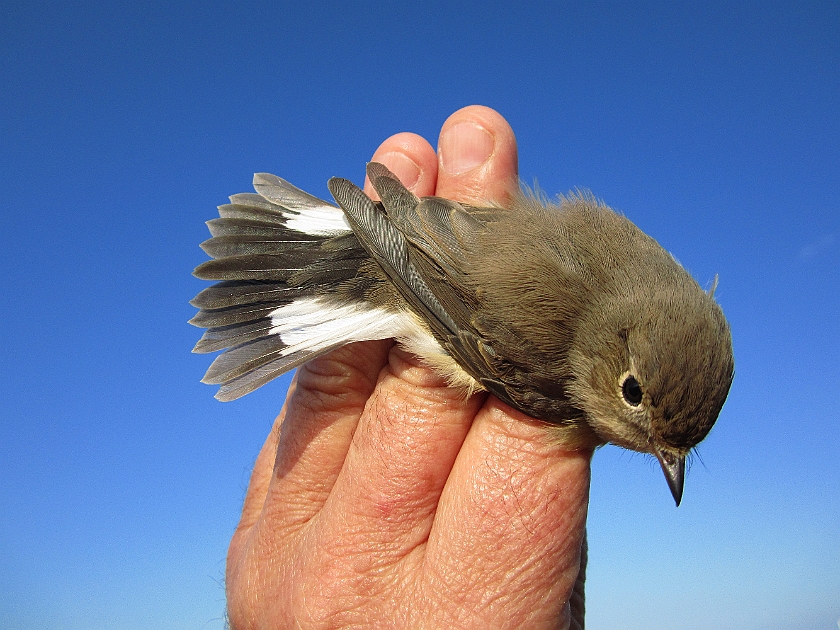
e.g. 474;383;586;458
190;162;734;506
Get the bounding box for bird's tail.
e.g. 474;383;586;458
190;173;391;401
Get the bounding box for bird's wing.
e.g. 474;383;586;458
329;163;521;407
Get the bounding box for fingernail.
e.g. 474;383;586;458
376;151;421;189
439;122;495;175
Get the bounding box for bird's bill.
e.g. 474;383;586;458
654;449;686;506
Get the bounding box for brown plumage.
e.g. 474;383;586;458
192;163;734;505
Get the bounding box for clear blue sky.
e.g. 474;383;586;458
1;2;838;628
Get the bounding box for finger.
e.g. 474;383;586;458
423;397;592;624
363;132;438;199
226;399;286;584
435;104;519;204
266;340;395;526
226;340;397;626
226;343;399;630
225;382;291;614
231;380;294;538
316;347;486;562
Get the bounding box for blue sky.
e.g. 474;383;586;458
1;1;838;628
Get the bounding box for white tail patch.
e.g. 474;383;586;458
285;208;351;236
270;297;411;355
269;296;481;393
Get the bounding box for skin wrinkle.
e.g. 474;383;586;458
328;472;436;564
364;384;472;450
232;539;283;630
293;533;378;629
462;540;575;629
294;346;388;414
427;502;570;622
388;346;485;408
424;483;578;625
332;358;576;628
227;417;292;630
230;350;406;630
414;563;478;629
273;342;394;492
424;433;587;626
316;551;412;629
270;407;353;509
342;395;451;533
263;475;332;530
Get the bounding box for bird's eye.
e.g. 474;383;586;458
622;375;643;406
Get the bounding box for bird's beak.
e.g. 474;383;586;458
654;449;685;506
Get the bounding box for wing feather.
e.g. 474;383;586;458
327;175;459;338
359;163;518;393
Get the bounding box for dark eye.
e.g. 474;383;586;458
622;375;643;406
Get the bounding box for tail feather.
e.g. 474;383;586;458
191;173;389;400
193;319;277;354
213;347;344;401
199;235;322;259
227;192;278;211
189;302;280;328
218;202;290;224
252;173;337;210
190;281;298;310
202;336;292;384
193;254;309;281
206;218;320;239
252;173;351;236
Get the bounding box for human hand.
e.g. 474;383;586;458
225;105;592;630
